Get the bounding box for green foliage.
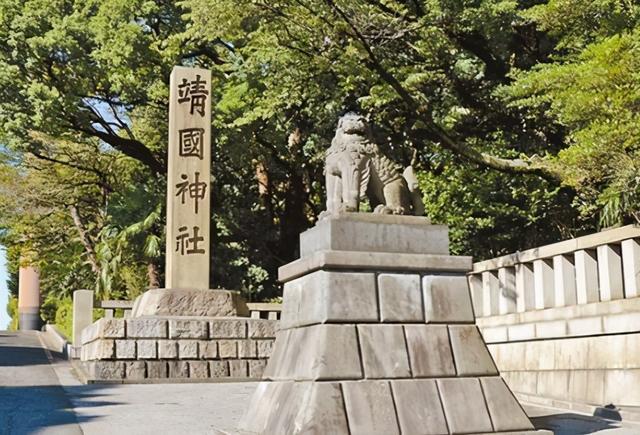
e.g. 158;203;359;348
6;295;18;331
53;297;73;341
1;0;639;311
505;5;640;227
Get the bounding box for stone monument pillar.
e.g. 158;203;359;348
132;65;246;317
166;66;211;290
18;264;41;330
238;213;548;434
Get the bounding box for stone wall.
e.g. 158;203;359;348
468;225;640;408
81;317;276;382
478;294;640;407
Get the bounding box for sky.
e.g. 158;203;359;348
0;246;9;330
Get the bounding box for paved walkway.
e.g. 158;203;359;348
1;330;640;434
0;331;82;434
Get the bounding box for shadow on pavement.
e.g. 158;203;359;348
531;412;622;435
0;384;123;435
0;345;66;367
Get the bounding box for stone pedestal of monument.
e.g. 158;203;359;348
238;213;549;434
80;289;275;382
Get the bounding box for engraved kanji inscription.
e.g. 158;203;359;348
178;128;205;160
175;226;206;255
177;74;209;116
175;172;207;214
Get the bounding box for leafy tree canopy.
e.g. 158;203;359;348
0;0;638;324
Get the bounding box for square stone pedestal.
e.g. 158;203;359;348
80;289;275;382
238;213;550;434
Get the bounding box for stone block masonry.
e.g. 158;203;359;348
80;317;276;382
238;213;548;435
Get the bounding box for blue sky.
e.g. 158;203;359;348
0;246;9;329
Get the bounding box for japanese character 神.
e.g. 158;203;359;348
175;172;207;214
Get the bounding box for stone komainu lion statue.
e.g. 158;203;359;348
321;112;425;218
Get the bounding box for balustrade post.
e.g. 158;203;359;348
73;290;94;345
482;271;499;316
533;259;554;309
575;249;599;304
621;238;640;298
553;254;577;307
468;274;483;317
597;244;624;301
515;263;535;312
498;267;517;314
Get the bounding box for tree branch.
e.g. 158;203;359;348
324;0;562;180
72;124;165;174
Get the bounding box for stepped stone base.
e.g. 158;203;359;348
238;213;548;434
80;316;275;382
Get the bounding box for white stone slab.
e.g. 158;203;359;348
178;340;198;359
136;340;157;359
127;318;168;338
437;378;493;433
115;340;136;359
158;340;178;359
132;288;248;317
404;325;455;377
73;290;94;346
481;377;533;431
169;319;208;339
391;379;448;435
508;323;536;341
378;274;423;322
278;250;472;282
535;320;567;339
423;275;474;323
210;319;246;338
482;271;499;317
266;325;362;381
358;325;411;379
342;380;400;435
291;271;378;328
300;213;447;257
449;325;498;376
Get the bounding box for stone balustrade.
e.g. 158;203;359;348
246;303;281;320
468;225;640;409
469;224;640;318
100;300;134;318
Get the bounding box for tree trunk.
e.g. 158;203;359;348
69;205;101;276
278;128;311;263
